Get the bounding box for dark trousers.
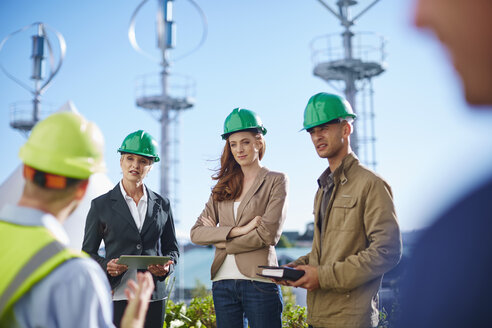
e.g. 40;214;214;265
113;299;165;328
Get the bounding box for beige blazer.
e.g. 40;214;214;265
190;167;288;279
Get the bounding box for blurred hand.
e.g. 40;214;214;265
107;258;128;277
120;271;154;328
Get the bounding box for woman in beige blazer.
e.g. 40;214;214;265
190;108;288;328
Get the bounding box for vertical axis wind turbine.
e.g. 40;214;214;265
311;0;386;169
0;22;65;135
129;0;206;301
129;0;206;216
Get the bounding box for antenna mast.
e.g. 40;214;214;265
129;0;206;302
129;0;197;210
311;0;385;169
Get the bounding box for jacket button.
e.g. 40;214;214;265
136;244;142;250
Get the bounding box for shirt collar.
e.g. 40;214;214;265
119;181;148;203
317;167;334;188
0;204;70;245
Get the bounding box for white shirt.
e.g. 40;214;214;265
213;202;270;283
119;181;148;232
113;182;148;300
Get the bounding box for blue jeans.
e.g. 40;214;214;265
212;279;283;328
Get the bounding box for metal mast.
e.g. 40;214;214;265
129;0;195;206
311;0;385;169
0;22;65;135
130;0;206;302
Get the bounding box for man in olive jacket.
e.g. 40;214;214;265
283;93;401;328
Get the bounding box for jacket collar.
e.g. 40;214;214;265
235;166;269;224
140;187;160;236
332;152;359;186
110;183;139;234
110;182;159;235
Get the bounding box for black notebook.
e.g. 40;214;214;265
257;265;305;281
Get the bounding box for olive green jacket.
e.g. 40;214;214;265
293;153;401;328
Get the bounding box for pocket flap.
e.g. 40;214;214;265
332;196;357;208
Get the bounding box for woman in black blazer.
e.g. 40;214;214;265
82;130;179;328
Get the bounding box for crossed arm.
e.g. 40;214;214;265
199;214;262;248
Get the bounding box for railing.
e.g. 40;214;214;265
9;101;55;132
134;72;196;110
310;31;387;69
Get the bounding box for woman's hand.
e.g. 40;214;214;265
147;260;173;277
228;216;262;238
214;241;226;249
244;215;262;233
107;258;128;277
200;215;217;227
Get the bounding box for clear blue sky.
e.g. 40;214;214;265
1;0;492;236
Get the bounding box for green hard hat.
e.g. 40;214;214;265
118;130;160;162
302;93;357;130
19;111;106;179
221;108;267;140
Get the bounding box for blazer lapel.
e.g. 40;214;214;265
140;187;160;236
235;167;268;224
111;183;140;235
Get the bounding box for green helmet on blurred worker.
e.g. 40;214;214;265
118;130;160;163
221;108;267;140
302;93;357;130
19;111;106;180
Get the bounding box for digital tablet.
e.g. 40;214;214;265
117;255;171;269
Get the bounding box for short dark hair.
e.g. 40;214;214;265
306;118;342;133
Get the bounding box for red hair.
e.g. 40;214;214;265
212;132;265;202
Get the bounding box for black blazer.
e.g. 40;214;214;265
82;183;179;300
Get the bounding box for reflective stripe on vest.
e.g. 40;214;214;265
0;221;87;320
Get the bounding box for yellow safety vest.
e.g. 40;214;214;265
0;221;87;324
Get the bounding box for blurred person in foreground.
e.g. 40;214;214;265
276;93;401;328
83;130;179;328
399;0;492;327
0;111;154;328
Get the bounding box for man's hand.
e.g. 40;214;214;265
289;265;320;291
270;262;298;286
120;271;154;328
107;258;128;277
147;260;173;277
